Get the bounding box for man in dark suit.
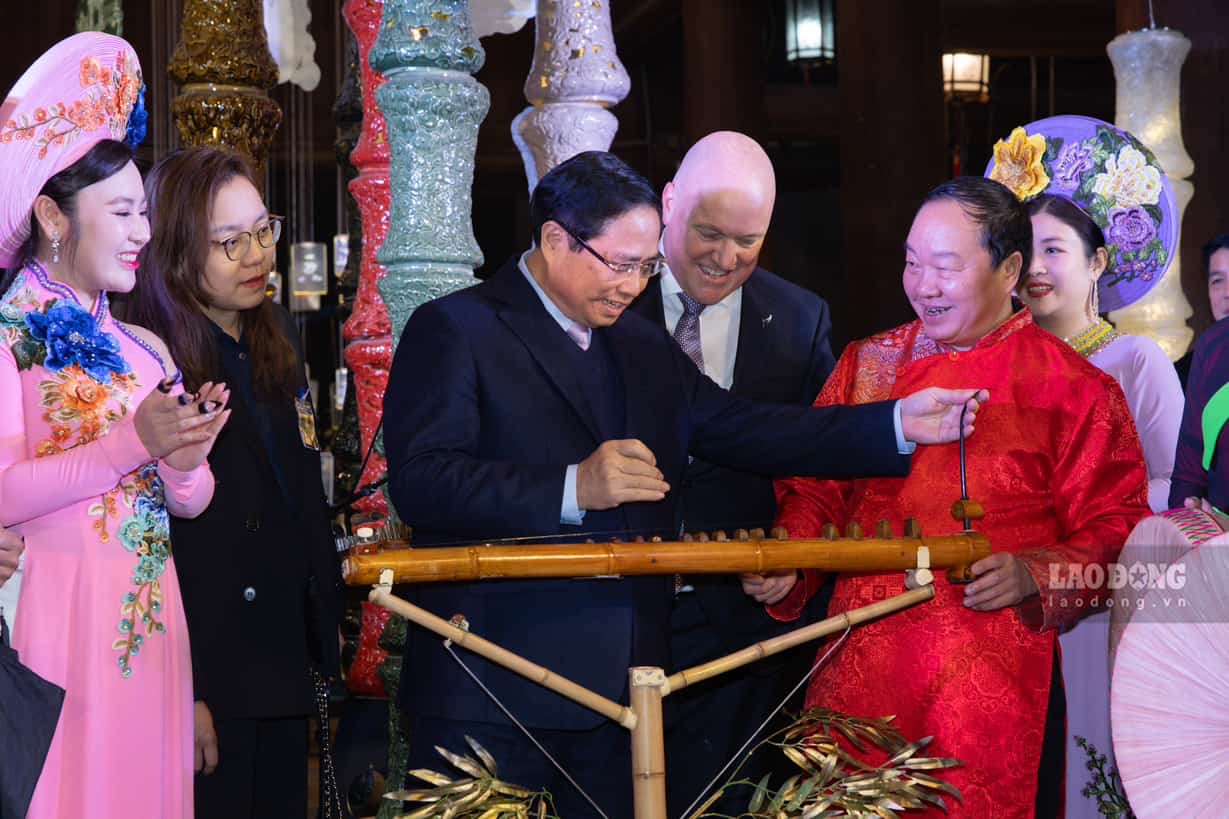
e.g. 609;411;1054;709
629;131;836;815
383;151;985;819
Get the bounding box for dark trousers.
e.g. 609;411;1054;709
665;591;814;818
1035;648;1067;818
406;714;631;819
195;715;309;819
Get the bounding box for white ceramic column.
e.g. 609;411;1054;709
512;0;631;191
1106;28;1196;360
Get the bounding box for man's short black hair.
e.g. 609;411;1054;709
922;176;1033;284
1202;233;1229;276
529;151;660;248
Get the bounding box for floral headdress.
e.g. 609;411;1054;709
0;33;147;269
985;115;1178;313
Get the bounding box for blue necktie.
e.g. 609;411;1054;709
674;291;706;371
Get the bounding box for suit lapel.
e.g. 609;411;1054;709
636;277;667;327
731;273;769;393
492;263;604;444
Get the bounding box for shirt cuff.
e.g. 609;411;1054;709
893;400;917;455
561;464;586;525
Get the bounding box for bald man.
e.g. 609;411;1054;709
629;131;835;814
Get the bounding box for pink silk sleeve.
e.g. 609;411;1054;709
1121;339;1182;513
1015;375;1150;631
157;460;214;519
0;344;207;527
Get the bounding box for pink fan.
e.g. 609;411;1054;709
1111;510;1229;817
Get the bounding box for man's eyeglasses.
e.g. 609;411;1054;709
211;216;285;262
557;223;664;280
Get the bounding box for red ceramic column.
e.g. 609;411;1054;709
342;0;392;516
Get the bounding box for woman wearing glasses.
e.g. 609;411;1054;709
120;146;343;818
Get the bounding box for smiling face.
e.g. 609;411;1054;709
199;175;273;329
661;184;771;305
54;160;150;297
903;198;1019;349
1021;210;1104;328
537;205;662;328
1209;248;1229;322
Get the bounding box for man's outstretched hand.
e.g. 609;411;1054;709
899;388;989;445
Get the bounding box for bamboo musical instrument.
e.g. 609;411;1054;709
357;509;987;817
342;524;990;586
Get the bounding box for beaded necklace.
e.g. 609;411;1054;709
1064;318;1121;359
27;259;179;383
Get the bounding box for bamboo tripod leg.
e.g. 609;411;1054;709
629;668;668;819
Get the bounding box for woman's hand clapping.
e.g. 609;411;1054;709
134;381;231;470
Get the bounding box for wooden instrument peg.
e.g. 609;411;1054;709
822;523;839;540
875;520;893;538
845;522;863;539
650;535;663;543
749;527;766;540
771;526;789;540
734;528;750;541
947;564;976;583
681;533;694;542
904;518;922;538
713;530;728;542
951;499;985;522
697;532;710;542
633;535;645;543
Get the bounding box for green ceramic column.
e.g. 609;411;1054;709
367;4;489;816
371;0;490;341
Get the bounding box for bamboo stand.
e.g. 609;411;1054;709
368;579;934;819
355;525;979;818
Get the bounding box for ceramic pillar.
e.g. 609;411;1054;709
168;0;283;180
1106;28;1196;360
370;0;489;340
512;0;630;191
342;0;394;517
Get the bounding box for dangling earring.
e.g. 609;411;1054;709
1089;279;1099;320
51;235;60;265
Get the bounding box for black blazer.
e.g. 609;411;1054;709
383;259;906;731
630;270;836;650
171;306;343;721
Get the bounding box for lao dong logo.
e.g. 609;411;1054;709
1048;560;1186;592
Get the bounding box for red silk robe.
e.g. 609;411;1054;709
770;310;1149;817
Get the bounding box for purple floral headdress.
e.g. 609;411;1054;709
984;115;1178;313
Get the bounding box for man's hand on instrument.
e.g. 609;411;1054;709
577;439;670;511
1183;496;1229;532
963;552;1039;611
740;570;798;605
0;526;22;587
899;388;989;445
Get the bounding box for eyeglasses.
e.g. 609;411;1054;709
556;222;664;280
211;216;284;262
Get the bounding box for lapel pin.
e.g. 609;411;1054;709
762;314;773;328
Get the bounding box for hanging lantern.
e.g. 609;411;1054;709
785;0;836;63
942;52;990;102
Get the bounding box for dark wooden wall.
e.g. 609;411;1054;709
4;1;1227;351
